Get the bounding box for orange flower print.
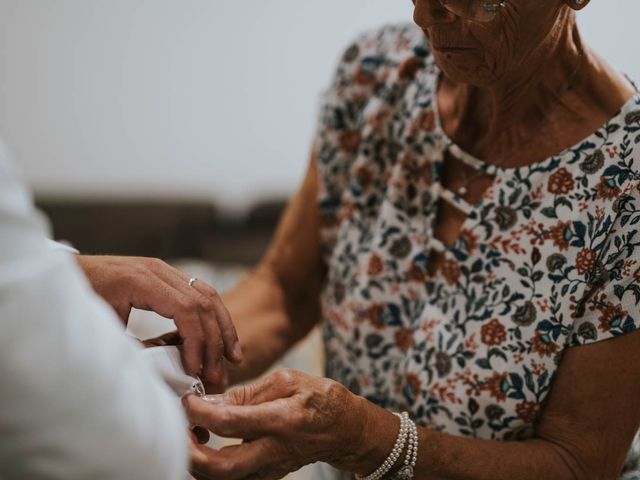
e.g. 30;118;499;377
408;261;427;282
310;29;640;448
547;167;575;195
417;110;435;132
395;328;414;353
368;253;384;277
515;401;540;423
575;248;598;275
400;154;431;184
548;221;572;251
481;319;507;346
598;303;628;332
338;199;356;222
595;177;622;201
531;333;559;358
339;130;362;153
354;66;376;86
367;109;390;135
362;304;385;329
568;295;586;320
355;166;373;190
342;44;359;63
441;259;461;285
458;229;479;254
483;372;508;402
406;373;422;400
398;57;425;81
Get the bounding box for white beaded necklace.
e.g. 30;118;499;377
450;51;584;198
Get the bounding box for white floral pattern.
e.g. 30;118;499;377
314;23;640;475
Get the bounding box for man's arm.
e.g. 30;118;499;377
0;142;188;479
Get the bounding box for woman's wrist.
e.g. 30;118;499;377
335;393;401;475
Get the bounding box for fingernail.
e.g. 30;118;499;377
233;342;244;361
191;426;210;445
202;394;224;405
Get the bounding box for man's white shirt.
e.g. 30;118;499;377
0;141;188;479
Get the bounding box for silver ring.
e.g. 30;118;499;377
188;277;198;287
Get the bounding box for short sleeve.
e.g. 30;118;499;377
313;24;416;258
569;181;640;346
314;34;372;253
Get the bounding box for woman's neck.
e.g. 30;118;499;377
438;23;634;165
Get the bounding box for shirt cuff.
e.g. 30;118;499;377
46;239;80;255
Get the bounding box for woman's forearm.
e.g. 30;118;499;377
349;399;595;480
221;154;324;384
182;369;631;480
409;430;578;480
223;266;321;383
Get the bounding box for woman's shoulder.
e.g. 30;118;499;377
565;93;640;177
350;22;426;53
620;92;640;137
333;22;430;77
603;93;640;170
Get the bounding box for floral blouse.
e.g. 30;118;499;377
314;23;640;476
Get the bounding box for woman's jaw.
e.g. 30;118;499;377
414;0;580;88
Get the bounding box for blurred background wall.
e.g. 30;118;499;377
0;0;638;215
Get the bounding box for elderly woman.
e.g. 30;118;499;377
184;0;640;478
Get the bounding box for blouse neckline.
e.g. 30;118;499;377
429;65;640;177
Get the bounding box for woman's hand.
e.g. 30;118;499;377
77;255;243;384
182;369;399;479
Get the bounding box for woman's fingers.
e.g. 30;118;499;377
190;439;287;480
183;371;338;479
189;443;219;480
220;369;301;406
183;395;290;439
194;369;300;408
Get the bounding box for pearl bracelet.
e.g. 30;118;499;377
355;412;412;480
392;415;418;480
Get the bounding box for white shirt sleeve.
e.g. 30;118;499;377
0;141;188;479
45;238;80;254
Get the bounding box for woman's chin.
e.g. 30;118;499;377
435;59;495;87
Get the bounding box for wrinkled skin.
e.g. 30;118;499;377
413;0;632;166
413;0;635;269
183;370;373;480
